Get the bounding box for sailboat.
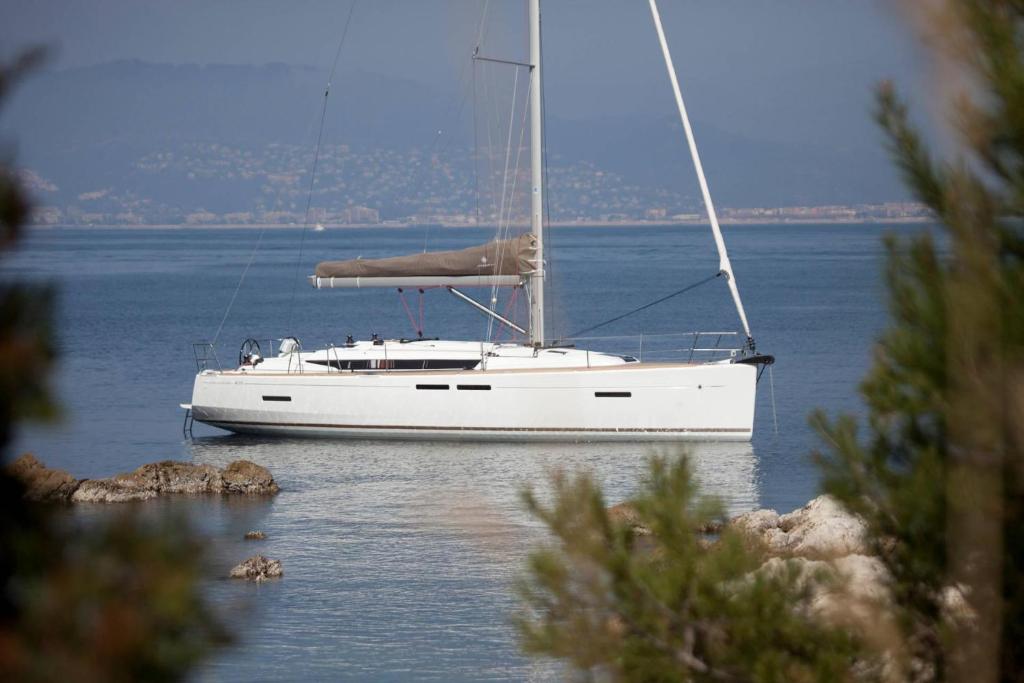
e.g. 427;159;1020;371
183;0;774;442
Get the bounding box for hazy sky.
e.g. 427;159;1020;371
2;0;945;210
3;1;930;134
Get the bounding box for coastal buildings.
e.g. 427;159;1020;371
22;143;929;227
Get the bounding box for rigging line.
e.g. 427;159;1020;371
476;60;497;227
496;286;520;341
488;71;505;227
482;64;501;226
565;271;721;340
418;288;425;335
487;72;532;342
472;63;482;231
495;66;519;244
420;0;491;253
488;69;530;342
286;0;358;330
502;70;532;240
486;63;520;340
496;72;529;244
397;289;421;338
485;64;520;342
211;229;269;347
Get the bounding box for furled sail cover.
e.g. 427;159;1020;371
314;233;537;279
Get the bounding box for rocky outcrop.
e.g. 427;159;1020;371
607;502;651;535
244;530;266;540
68;459;279;503
230;555;283;582
730;497;890;637
751;552;895;649
730;495;868;559
72;478;157;503
5;453;80;502
608;494;885;629
222;460;280;495
120;460;225;495
606;493;971;675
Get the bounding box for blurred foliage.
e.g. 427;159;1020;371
516;456;865;682
0;51;228;681
813;0;1024;681
0;45;56;457
520;1;1024;681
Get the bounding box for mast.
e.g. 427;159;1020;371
528;0;545;347
648;0;753;343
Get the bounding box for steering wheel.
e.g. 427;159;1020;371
238;338;262;367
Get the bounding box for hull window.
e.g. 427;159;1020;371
262;395;292;402
415;384;450;391
456;384;491;391
595;391;631;398
306;359;371;370
306;359;478;371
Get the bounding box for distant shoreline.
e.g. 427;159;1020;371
31;217;932;230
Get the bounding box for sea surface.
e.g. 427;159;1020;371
6;223;916;681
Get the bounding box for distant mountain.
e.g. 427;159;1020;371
1;60;908;224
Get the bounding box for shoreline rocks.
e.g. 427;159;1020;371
730;499;897;636
608;494;886;630
730;495;868;559
222;460;279;495
5;454;79;502
5;454;280;504
244;530;266;540
229;555;283;582
607;502;651;536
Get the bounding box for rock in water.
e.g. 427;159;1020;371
730;508;781;535
230;555;283;581
607;502;651;535
222;460;279;495
70;459;279;503
5;453;80;502
244;530;266;540
71;479;157;503
775;496;868;558
753;553;892;635
126;460;223;494
729;495;867;559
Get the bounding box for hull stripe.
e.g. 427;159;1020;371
199;418;748;434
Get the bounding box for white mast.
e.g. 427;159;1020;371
648;0;753;342
528;0;545;347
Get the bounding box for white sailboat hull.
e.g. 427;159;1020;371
184;3;775;445
189;361;757;442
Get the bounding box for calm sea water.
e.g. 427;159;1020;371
6;224;912;680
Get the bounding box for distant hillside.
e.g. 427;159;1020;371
1;60;908;225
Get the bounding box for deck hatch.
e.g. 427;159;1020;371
415;384;450;390
262;395;292;402
594;391;631;398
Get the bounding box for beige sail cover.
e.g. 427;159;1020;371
314;234;537;279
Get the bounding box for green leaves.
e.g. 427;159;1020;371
518;456;865;682
814;2;1024;679
520;5;1024;679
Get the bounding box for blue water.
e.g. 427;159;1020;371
6;224;909;680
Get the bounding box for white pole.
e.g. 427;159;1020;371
528;0;545;347
648;0;752;341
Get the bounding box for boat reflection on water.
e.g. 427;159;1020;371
186;435;759;679
187;435;760;521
